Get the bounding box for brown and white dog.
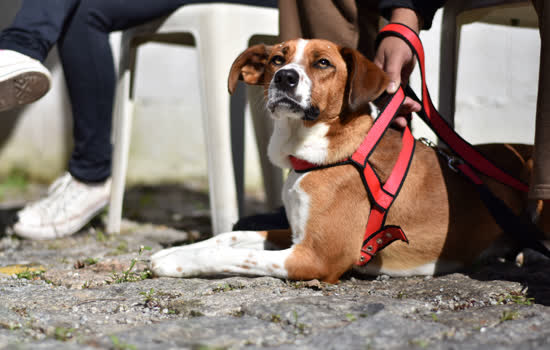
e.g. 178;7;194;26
150;39;549;283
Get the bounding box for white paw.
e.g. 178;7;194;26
150;247;196;277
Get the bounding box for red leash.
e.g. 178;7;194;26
377;23;529;193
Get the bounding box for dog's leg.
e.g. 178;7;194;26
151;239;344;283
151;245;293;278
151;231;271;260
150;230;294;278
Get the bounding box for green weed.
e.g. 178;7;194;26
345;313;357;322
109;335;136;350
500;310;519;322
54;327;75;341
15;269;44;280
0;168;29;200
497;292;535;306
106;246;152;284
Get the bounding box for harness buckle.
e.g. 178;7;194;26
419;137;436;148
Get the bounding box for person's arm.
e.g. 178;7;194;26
374;7;421;94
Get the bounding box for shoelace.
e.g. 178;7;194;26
47;172;72;195
23;173;88;218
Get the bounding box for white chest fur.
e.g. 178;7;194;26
268;118;330;169
282;170;311;245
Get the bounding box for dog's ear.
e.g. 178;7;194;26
340;47;389;114
228;44;272;94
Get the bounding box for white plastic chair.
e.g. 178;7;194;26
439;0;538;127
106;3;281;235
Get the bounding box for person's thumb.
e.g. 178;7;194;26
387;79;399;94
384;56;405;94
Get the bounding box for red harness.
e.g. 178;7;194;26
290;86;413;266
288;23;532;267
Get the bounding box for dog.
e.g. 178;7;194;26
150;38;549;283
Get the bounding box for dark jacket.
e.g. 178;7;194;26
379;0;447;29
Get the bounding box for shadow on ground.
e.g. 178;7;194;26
467;253;550;306
122;184;214;235
0;182;269;240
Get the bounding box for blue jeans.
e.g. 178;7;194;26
0;0;276;182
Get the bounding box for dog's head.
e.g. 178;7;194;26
228;39;389;122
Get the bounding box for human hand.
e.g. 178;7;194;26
374;8;423;127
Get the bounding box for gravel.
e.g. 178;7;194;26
0;184;549;349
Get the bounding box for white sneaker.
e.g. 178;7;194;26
0;50;51;112
13;173;111;240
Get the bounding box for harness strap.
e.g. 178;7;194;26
288;86;412;266
351;87;406;165
355;126;414;265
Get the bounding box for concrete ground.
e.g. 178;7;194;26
1;182;550;349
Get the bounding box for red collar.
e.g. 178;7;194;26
288;155;318;171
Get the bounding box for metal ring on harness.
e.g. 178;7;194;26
448;157;464;173
418;137;464;173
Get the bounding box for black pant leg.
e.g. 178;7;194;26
0;0;78;61
60;0;190;182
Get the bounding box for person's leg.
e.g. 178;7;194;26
58;0;191;183
14;0;191;239
0;0;78;61
530;0;550;203
0;0;78;112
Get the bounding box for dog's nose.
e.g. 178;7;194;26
274;69;299;91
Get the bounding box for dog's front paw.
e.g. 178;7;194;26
150;247;198;278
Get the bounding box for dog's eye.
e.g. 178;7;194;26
315;58;332;69
270;55;285;66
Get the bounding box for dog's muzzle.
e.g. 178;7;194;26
268;68;320;121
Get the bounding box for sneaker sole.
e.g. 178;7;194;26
0;71;51;112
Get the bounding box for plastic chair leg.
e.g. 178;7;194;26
229;82;247;216
107;66;133;234
195;22;250;233
439;6;461;128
